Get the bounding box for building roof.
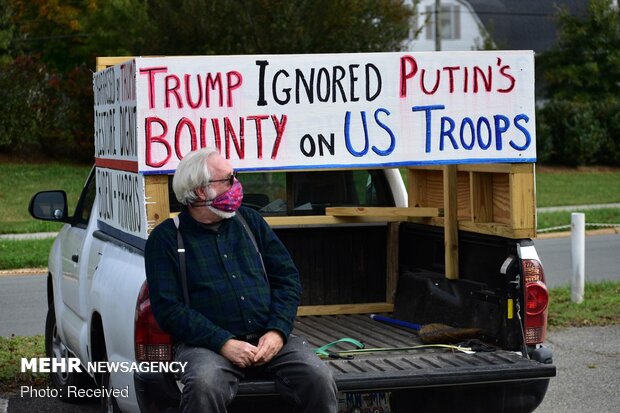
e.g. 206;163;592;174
467;0;589;53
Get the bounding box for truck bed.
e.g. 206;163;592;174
236;314;555;395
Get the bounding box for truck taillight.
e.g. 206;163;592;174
522;259;548;344
135;282;173;362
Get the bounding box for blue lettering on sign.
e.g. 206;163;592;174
440;117;458;151
412;105;532;154
344;111;370;157
411;105;446;153
511;114;531;151
460;117;475;150
345;108;397;157
477;117;492;150
494;114;509;151
372;108;396;156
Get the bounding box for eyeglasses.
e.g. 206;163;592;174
208;171;237;186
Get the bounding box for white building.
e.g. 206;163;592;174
403;0;487;52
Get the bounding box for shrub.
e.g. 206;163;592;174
0;56;93;162
0;55;50;154
536;99;620;166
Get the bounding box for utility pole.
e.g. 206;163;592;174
435;0;442;51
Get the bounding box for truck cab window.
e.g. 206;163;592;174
240;170;395;216
167;169;394;216
73;168;97;227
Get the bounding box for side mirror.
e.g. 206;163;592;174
29;191;69;222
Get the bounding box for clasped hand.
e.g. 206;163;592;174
220;331;284;368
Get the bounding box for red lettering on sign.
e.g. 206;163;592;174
145;117;171;167
139;67;168;109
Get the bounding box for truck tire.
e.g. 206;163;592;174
100;347;121;412
44;306;94;402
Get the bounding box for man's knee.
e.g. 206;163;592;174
176;345;238;402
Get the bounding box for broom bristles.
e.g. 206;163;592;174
418;323;481;344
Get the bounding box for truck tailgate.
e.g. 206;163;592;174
238;314;555;395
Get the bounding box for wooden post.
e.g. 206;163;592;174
145;175;171;234
443;165;459;279
386;222;400;303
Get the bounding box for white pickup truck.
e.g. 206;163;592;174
30;164;555;413
28;51;555;412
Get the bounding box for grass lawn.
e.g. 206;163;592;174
538;208;620;232
536;168;620;207
0;163;91;234
0;238;55;270
547;281;620;329
0;335;47;394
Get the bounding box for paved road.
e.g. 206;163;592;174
0;275;47;337
535;325;620;413
536;233;620;288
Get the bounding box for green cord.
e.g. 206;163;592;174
317;343;474;358
314;338;365;357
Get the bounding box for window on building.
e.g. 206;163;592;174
425;4;461;41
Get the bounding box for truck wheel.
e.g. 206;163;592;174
100;350;121;412
45;306;94;402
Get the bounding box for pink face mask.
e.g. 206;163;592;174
208;180;244;212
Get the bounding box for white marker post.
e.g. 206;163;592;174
571;212;585;303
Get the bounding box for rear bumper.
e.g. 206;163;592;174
391;379;551;413
134;346;555;413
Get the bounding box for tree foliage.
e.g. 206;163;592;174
539;0;620;101
537;0;620;166
8;0;96;71
0;0;414;161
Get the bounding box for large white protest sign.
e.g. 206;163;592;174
93;51;536;175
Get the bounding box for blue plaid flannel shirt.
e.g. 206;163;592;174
144;206;301;352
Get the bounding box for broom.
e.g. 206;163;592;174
370;314;481;344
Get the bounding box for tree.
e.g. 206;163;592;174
537;0;620;166
539;0;620;101
1;0;415;161
0;0;17;64
8;0;95;71
118;0;414;56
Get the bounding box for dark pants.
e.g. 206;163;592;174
174;336;338;413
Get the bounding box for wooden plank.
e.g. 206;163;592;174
297;302;394;316
471;172;494;222
407;169;428;207
386;223;400;304
96;56;134;71
145;175;170;234
456;171;471;220
443;165;459;280
492;173;511;225
264;215;409;227
459;221;536;239
409;163;532;174
406;218;536;239
457;163;531;173
325;207;442;218
510;167;536;231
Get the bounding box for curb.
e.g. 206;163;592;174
536;227;620;239
0;232;57;240
0;268;47;276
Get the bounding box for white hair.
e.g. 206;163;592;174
172;148;219;205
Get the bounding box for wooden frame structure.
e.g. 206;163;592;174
95;57;537;317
